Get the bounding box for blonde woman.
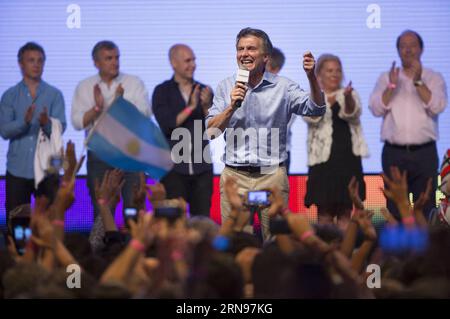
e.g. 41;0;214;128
303;54;369;228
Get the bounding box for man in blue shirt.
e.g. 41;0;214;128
206;28;325;239
0;42;66;224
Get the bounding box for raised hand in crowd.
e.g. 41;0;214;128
267;186;286;218
413;177;432;227
95;169;125;232
220;176;250;235
381;166;414;225
145;182;167;205
348;176;364;210
380;207;398;226
132;173;147;211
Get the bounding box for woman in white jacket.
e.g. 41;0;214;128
304;54;369;228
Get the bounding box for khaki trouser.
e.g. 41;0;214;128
220;166;289;240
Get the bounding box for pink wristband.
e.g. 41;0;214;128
402;215;415;225
171;250;184;261
97;198;108;206
94;105;101;113
300;230;314;242
52;220;65;227
282;207;290;215
388;83;397;90
130;239;145;253
183;107;193;116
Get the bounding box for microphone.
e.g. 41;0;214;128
234;67;250;108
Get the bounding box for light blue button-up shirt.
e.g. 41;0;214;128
206;72;325;167
0;80;66;179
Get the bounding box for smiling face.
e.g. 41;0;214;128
317;59;343;92
398;32;423;68
171;45;196;81
236;35;268;76
19;50;44;81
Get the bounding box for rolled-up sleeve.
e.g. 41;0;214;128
369;73;391;117
423;72;447;116
288;81;325;117
71;82;90;131
205;81;228;128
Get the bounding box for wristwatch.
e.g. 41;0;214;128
414;80;424;87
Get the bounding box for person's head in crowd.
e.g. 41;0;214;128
396;30;424;68
186;251;243;298
63;233;92;262
92;282;132;299
313;223;344;245
7;204;31;236
169;44;196;82
79;255;109;281
226;231;262;256
252;244;293;298
266;47;285;74
315;53;344;93
0;250;16;299
35;173;60;207
235;27;273;82
92;40;120;81
2;262;50;298
187;216;219;241
18;42;45;82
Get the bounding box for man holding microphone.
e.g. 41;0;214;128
206;27;325;239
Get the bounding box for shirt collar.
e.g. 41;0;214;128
252;71;276;90
20;79;46;94
96;72;124;84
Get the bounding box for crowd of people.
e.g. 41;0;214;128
0;26;449;299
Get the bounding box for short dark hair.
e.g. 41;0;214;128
396;30;424;50
268;47;285;71
92;40;118;61
236;27;273;55
17;42;46;62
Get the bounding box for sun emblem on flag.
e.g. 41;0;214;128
126;138;141;156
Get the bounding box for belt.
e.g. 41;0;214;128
385;141;435;152
225;162;285;174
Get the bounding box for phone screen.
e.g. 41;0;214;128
247;191;270;206
13;225;32;255
124;207;137;218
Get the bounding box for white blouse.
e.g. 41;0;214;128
303;88;369;167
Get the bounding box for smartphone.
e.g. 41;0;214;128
124;207;138;222
11;217;32;255
154;207;182;221
269;217;291;235
247;190;271;206
48;155;63;172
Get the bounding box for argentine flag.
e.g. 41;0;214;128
87;96;173;180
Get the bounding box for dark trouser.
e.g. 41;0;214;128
86;151;140;220
382;142;438;220
5;171;35;228
286;151;291;174
160;169;213;217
